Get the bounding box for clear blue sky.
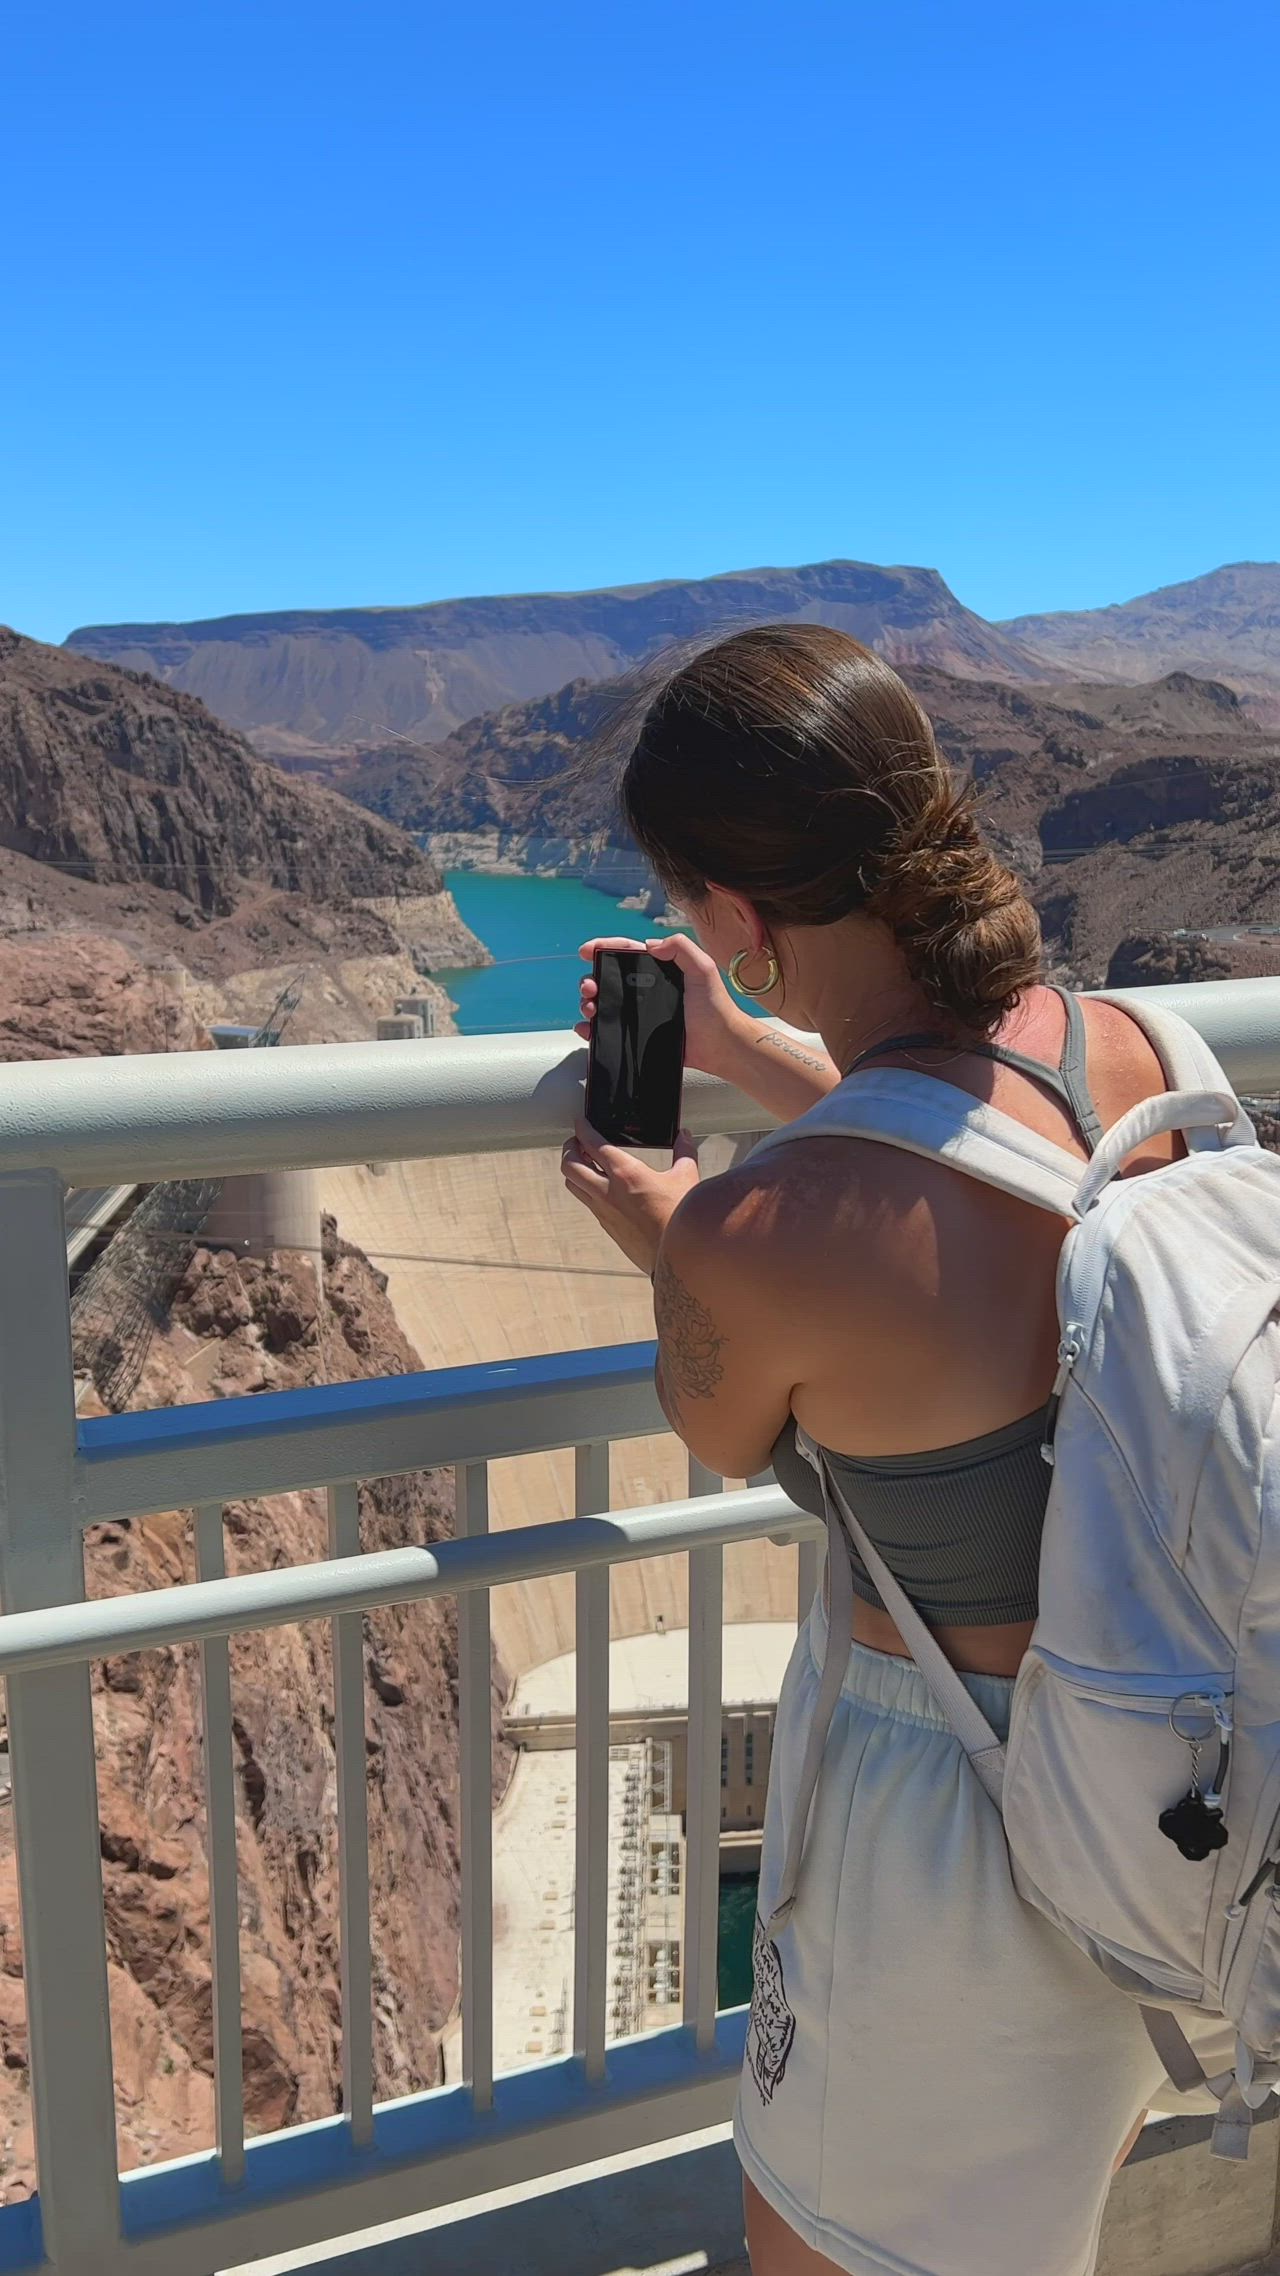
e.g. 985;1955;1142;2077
4;0;1277;645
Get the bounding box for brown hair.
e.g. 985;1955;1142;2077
618;621;1041;1037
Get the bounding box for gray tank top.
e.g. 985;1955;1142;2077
770;988;1102;1627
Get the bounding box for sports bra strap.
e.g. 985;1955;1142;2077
846;987;1104;1156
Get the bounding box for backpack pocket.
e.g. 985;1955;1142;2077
1003;1652;1234;2002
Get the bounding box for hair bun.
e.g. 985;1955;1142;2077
866;788;1041;1033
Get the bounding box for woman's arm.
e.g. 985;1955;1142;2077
716;1015;841;1123
652;1181;796;1479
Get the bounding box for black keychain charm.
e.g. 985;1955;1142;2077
1159;1791;1229;1861
1159;1697;1230;1862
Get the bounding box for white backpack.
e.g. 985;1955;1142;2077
756;993;1280;2159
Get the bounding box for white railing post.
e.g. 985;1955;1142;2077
327;1482;374;2145
683;1456;723;2054
573;1443;610;2079
194;1502;246;2185
0;1171;120;2268
456;1461;494;2110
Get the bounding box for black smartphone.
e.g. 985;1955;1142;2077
585;949;685;1148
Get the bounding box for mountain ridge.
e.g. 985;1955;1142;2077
65;561;1049;756
1002;562;1280;720
67;555;1280;756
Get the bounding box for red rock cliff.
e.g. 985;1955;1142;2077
0;1216;512;2195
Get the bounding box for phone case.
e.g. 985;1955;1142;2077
585;951;685;1148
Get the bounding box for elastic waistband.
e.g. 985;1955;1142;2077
807;1567;1015;1740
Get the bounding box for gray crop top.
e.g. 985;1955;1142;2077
771;989;1102;1627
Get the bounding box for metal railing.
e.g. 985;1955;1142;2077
0;981;1274;2276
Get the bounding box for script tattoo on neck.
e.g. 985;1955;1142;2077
653;1250;726;1426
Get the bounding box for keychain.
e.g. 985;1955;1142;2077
1159;1695;1230;1862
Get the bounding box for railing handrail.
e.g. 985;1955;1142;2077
74;1338;668;1523
0;978;1277;1184
0;1026;767;1184
0;1481;819;1676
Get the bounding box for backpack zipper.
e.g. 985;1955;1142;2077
1041;1324;1085;1467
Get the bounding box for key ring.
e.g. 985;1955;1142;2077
1169;1694;1217;1745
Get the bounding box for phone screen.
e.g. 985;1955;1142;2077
585;950;685;1148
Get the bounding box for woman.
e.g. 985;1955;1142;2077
560;623;1227;2276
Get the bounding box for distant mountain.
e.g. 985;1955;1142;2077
0;628;464;913
65;561;1048;760
1002;564;1280;722
334;659;1280;989
332;676;615;841
334;662;1255;847
0;628;483;1050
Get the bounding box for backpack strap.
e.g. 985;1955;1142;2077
845;986;1106;1155
749;1067;1086;1218
1094;992;1238;1150
1140;2010;1280;2161
1073;1087;1253;1216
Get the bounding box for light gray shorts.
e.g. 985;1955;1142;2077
734;1589;1233;2276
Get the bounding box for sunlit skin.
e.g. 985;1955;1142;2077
562;896;1174;2265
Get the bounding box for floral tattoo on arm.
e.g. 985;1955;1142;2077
653;1248;726;1430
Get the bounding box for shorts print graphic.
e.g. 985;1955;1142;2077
746;1914;795;2105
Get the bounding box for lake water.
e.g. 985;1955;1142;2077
438;871;678;1036
438;869;769;1037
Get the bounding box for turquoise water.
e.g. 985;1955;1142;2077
438;871;679;1036
717;1872;759;2009
438;869;770;1037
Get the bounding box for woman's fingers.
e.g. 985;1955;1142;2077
562;1158;605;1205
560;1132;610;1214
672;1128;699;1166
574;1117;622;1172
577;935;650;964
645;930;711;975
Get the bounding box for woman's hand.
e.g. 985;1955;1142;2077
575;931;841;1121
560;1119;701;1277
576;932;754;1081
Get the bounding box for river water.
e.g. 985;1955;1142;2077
438;869;770;1039
437;871;675;1036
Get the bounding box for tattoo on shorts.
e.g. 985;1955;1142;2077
747;1915;796;2104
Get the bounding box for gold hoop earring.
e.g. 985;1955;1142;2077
728;948;782;1000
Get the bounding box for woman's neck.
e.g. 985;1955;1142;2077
783;918;947;1074
782;916;1038;1074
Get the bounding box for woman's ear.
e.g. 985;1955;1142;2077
703;882;766;953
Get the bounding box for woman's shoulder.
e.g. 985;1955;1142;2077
1079;992;1178;1119
670;1132;877;1295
